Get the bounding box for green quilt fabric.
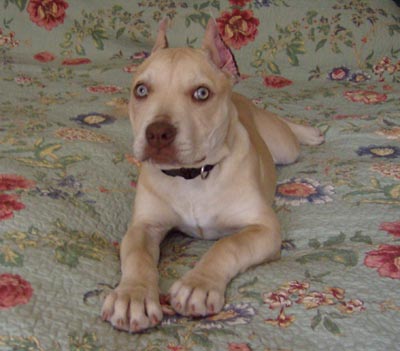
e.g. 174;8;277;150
1;1;400;350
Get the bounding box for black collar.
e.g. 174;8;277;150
161;164;215;180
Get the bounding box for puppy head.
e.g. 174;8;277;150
129;20;240;168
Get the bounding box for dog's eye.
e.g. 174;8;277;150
134;84;149;98
193;87;210;101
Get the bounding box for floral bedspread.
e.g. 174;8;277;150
1;1;400;350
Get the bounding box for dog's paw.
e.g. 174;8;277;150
300;125;325;146
169;271;225;317
101;282;162;332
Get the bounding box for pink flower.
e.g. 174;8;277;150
123;63;140;73
281;280;310;295
62;58;91;65
344;90;387;104
228;342;252;351
0;194;26;221
86;85;122;94
0;174;35;191
265;308;296;328
379;221;400;237
263;75;293;88
263;291;292;309
15;76;33;85
0;274;33;309
296;291;335;309
27;0;69;31
34;51;55;62
216;9;259;49
338;299;366;314
325;287;345;300
364;245;400;279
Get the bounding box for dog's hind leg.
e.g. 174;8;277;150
282;118;325;146
252;109;301;165
252;109;324;165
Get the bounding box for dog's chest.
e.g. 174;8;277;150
170;182;237;239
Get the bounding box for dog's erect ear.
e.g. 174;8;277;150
152;18;169;53
202;19;240;81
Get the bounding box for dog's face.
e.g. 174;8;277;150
128;21;239;168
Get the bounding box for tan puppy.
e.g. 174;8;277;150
101;20;324;332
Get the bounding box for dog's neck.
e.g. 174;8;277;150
161;164;215;180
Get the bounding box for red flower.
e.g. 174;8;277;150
380;221;400;237
228;343;252;351
0;274;33;309
27;0;69;31
0;194;25;221
0;174;35;191
216;9;259;49
33;51;56;62
364;245;400;279
263;75;293;88
62;58;92;66
229;0;252;6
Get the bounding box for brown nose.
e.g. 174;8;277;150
145;121;177;149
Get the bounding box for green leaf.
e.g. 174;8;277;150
330;249;358;266
296;249;358;267
309;239;321;249
323;232;346;247
199;1;210;10
191;333;213;348
389;24;400;36
344;39;353;48
350;231;373;245
75;43;86;56
366;50;374;61
0;247;23;267
55;245;79;267
267;60;281;74
306;10;318;25
116;27;125;39
316;39;327;51
287;47;299;66
323;316;341;335
311;310;322;330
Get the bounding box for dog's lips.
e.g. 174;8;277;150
143;145;179;165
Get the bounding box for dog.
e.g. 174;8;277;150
101;19;324;333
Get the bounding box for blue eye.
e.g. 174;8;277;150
134;84;149;98
193;86;210;101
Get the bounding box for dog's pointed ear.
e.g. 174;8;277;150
202;19;240;81
152;18;169;53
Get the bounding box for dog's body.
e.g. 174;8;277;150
102;20;323;332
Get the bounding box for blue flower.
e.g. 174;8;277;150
71;113;115;128
198;303;255;329
356;145;400;159
349;71;370;83
255;0;271;7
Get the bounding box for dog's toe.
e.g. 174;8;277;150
169;273;225;317
101;283;162;332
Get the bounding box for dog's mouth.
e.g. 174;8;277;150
142;145;179;165
141;145;206;168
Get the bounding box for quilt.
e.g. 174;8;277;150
1;1;400;350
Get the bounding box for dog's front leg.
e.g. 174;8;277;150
102;223;166;332
170;218;281;317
